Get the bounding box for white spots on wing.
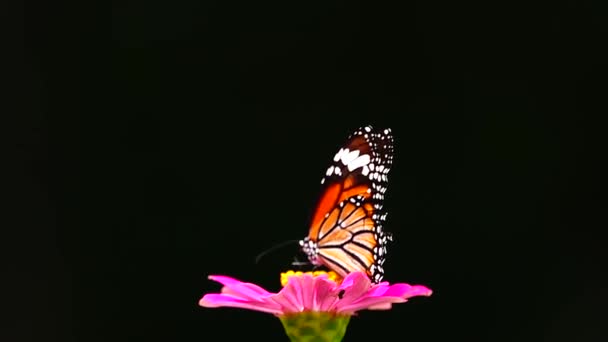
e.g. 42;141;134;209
373;192;385;200
341;149;361;166
325;164;343;178
327;126;394;185
333;148;347;162
348;195;365;208
347;153;370;171
368;167;391;186
334;147;373;174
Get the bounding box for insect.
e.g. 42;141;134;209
299;125;394;284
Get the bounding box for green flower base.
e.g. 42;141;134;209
279;312;351;342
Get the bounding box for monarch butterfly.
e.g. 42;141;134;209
299;125;394;284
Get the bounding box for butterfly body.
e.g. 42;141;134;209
299;125;394;283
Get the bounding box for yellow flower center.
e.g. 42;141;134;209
280;270;341;287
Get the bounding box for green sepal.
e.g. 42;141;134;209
279;311;351;342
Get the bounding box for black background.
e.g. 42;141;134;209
11;1;607;341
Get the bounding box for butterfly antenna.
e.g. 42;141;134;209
255;240;300;264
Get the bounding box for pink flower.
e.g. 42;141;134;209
200;271;432;341
199;270;432;316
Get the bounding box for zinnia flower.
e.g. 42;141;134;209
199;270;432;341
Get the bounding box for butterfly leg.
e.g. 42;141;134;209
291;256;310;268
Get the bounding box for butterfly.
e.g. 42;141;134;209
299;125;394;284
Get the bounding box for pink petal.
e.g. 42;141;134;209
313;277;338;311
338;272;371;290
336;272;372;307
337;295;407;313
365;284;390;297
367;302;393;310
208;275;272;299
381;284;413;296
289;276;305;311
273;278;305;313
367;283;433;299
217;284;269;302
300;274;314;310
267;293;297;314
199;294;283;315
403;285;433;298
319;277;343;311
336;283;433;313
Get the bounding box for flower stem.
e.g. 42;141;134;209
279;312;351;342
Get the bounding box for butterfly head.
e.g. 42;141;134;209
298;237;321;266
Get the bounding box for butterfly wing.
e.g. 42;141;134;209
300;125;394;283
